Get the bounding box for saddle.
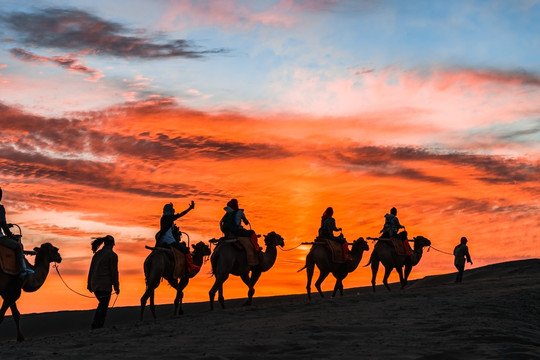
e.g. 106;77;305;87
237;236;259;266
172;247;186;279
314;237;346;264
145;244;188;279
0;245;19;275
392;238;406;256
213;236;259;266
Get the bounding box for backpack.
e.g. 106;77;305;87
220;210;238;234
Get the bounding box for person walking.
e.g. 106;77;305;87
453;236;473;283
87;235;119;329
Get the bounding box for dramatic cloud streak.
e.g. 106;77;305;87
1;8;227;59
10;48;103;80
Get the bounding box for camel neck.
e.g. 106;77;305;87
259;245;278;272
22;252;51;292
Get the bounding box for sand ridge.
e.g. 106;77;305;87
1;259;539;359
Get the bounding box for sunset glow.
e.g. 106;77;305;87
0;0;538;314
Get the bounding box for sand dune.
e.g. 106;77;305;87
1;259;539;359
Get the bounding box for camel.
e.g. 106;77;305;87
366;235;431;292
140;241;211;320
209;231;284;310
0;243;62;341
298;237;369;300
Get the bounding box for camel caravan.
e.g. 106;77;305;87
1;189;435;341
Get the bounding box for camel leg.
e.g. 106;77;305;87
332;278;344;298
140;278;159;321
370;258;379;293
218;284;225;309
174;278;189;316
244;270;261;306
403;263;413;287
396;266;407;289
209;273;228;311
382;266;393;292
140;289;149;321
305;253;315;301
315;270;330;298
0;297;20;341
10;302;24;342
150;292;158;319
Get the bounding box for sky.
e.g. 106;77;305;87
0;0;539;315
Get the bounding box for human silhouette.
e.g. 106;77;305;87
87;235;119;329
220;198;261;252
0;187;34;276
318;207;350;261
380;207;411;256
157;201;199;273
454;236;473;283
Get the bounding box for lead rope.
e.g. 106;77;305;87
53;263;119;308
278;243;305;251
428;246;454;256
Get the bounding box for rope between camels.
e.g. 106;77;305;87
428;246;454;256
278;243;305;251
53;264;119;307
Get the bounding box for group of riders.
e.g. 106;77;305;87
151;198;412;271
1;183;412;278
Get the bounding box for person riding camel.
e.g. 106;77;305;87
380;207;412;256
157;201;199;273
220;198;261;252
0;187;34;277
318;207;351;261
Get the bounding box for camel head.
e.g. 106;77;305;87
413;236;431;249
263;231;285;248
33;242;62;264
351;237;369;254
192;241;211;257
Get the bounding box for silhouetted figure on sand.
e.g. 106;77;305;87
87;235;119;329
318;207;350;260
220;198;261;252
157;201;199;273
380;207;412;257
454;236;473;283
0;187;34;276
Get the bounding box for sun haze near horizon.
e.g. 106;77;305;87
0;0;538;314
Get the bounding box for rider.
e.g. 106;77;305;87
318;207;351;261
157;201;199;273
220;198;261;252
0;187;34;276
380;207;411;256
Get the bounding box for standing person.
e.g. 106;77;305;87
87;235;119;329
220;198;261;252
454;236;473;283
318;207;350;261
157;201;199;272
0;187;34;276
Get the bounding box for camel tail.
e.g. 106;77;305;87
210;251;218;276
363;252;374;267
297;265;307;273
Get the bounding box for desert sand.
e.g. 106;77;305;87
1;259;539;359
